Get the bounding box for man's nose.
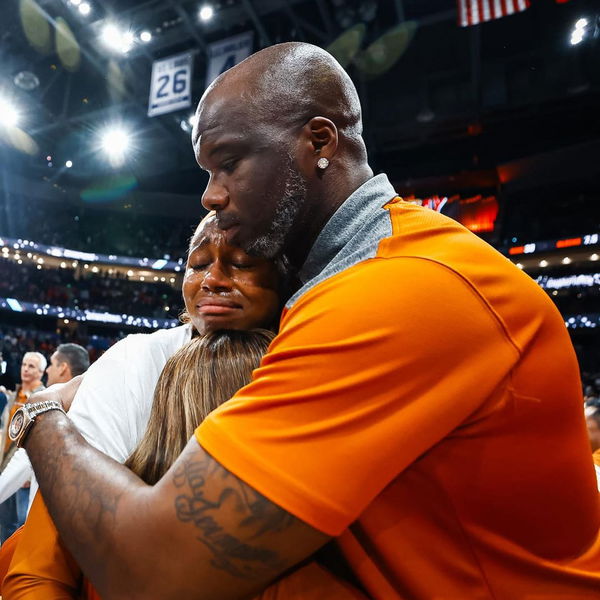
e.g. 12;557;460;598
201;176;228;212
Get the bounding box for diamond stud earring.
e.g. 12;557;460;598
317;157;329;170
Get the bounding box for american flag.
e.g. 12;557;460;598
457;0;531;27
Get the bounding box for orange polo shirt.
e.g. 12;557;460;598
197;198;600;599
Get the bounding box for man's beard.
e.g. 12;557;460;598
245;161;308;259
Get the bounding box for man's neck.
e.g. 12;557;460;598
22;379;42;393
286;166;373;271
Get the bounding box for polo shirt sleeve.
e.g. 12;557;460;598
196;257;520;536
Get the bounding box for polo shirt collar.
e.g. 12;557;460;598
298;173;396;284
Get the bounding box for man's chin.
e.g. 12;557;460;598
244;233;284;260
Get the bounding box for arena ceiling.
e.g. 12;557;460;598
1;0;599;203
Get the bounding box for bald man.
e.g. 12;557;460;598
16;43;600;599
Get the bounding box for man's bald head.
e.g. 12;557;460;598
192;42;373;267
195;42;364;147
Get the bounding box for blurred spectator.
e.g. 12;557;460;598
0;344;90;521
586;410;600;492
0;352;46;542
46;344;90;386
0;325;123;387
587;410;600;453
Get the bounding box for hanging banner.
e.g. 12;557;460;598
148;52;193;117
205;31;253;89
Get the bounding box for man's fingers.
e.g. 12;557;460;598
27;374;85;412
60;375;84;412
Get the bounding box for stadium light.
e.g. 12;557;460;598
100;127;131;166
0;97;19;128
101;24;134;53
199;4;214;22
65;160;73;168
79;2;91;15
140;31;152;42
570;17;588;45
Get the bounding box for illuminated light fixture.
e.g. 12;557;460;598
188;114;197;127
65;160;73;168
0;97;19;128
101;24;134;53
100;127;131;166
591;253;599;261
570;17;588;45
199;4;214;21
101;24;120;46
539;260;548;267
70;0;82;5
562;257;572;264
516;263;524;269
140;31;152;42
79;2;91;15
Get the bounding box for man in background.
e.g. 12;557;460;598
45;344;90;387
586;409;600;490
0;345;90;526
0;352;46;542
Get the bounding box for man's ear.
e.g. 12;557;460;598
297;117;338;173
59;362;69;378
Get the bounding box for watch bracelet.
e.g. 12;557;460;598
15;400;66;448
26;400;65;417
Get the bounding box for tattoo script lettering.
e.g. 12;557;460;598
173;450;294;579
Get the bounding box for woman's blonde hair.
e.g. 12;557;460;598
125;329;274;484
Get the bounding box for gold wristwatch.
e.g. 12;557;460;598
8;400;66;448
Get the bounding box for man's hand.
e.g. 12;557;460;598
27;375;84;412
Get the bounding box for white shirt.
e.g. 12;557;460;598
0;324;192;510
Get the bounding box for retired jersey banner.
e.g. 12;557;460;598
148;52;194;117
205;31;253;89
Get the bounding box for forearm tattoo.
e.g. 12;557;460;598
173;448;295;579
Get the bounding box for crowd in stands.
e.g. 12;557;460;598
4;196;199;260
0;258;184;319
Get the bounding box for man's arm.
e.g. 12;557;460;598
24;405;329;600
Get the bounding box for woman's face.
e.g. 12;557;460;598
183;217;281;334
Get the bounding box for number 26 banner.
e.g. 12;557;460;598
148;52;194;117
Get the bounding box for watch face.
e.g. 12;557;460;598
9;411;24;439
